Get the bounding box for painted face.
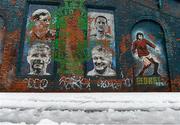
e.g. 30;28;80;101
138;34;143;40
37;15;51;28
92;53;110;73
95;17;107;32
27;45;51;75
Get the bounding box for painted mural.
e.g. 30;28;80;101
131;20;169;87
87;45;116;77
27;43;51;75
86;9;116;77
0;17;5;64
20;4;58;76
1;0;178;92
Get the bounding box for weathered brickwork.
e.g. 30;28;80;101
0;0;179;92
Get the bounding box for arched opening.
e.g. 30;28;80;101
131;20;170;87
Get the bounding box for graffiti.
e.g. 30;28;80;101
27;43;51;75
59;0;85;16
119;34;132;55
87;46;116;76
122;78;133;87
97;80;122;90
120;71;124;78
24;78;48;90
54;0;88;75
59;76;91;90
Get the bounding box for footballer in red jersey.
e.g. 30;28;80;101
132;32;160;76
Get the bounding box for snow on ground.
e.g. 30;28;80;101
0;93;180;125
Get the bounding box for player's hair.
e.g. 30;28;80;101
92;46;112;62
32;9;51;21
28;43;51;57
136;32;144;40
95;16;108;24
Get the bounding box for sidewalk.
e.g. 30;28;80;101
0;93;180;124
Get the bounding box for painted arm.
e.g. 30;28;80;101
145;39;156;49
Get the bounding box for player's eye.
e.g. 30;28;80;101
32;54;38;57
93;57;98;60
99;57;104;60
43;19;48;22
41;54;47;57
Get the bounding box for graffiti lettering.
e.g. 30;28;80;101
59;76;91;90
24;78;48;90
120;71;124;78
97;80;122;90
122;78;133;87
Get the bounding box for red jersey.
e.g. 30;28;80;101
132;39;156;57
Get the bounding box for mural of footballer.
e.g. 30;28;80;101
87;46;116;77
27;43;51;75
132;32;160;76
28;9;56;43
90;15;112;41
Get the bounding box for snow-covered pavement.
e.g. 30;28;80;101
0;93;180;125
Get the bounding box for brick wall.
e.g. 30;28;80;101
0;0;179;92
